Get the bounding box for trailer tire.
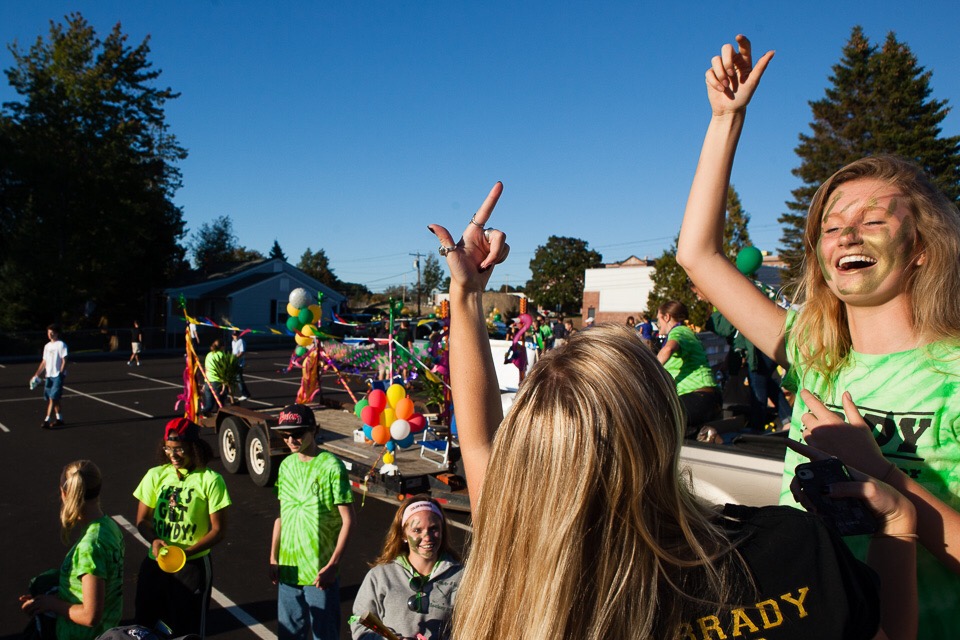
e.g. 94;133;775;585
246;425;277;487
219;417;248;474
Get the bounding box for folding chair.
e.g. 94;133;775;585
419;415;458;468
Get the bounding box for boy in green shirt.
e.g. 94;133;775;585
269;404;355;639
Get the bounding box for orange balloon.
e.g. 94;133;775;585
395;397;415;421
371;425;390;445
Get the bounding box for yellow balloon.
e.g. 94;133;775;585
286;302;300;317
308;304;322;323
382;452;395;465
380;407;396;427
386;383;406;408
301;324;317;337
295;333;312;347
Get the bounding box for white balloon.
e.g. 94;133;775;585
389;419;411;441
289;288;312;309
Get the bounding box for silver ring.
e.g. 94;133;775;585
483;228;494;242
469;214;484;227
438;244;457;257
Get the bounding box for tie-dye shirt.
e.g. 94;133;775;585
276;450;353;586
779;310;960;637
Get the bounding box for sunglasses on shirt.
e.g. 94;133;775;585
407;574;428;613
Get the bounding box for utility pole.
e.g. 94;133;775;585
410;252;424;316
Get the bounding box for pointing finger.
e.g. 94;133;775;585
840;391;868;428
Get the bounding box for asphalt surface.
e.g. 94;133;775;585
0;347;472;640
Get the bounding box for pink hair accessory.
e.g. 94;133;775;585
402;501;443;526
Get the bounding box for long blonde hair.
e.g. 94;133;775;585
453;324;743;640
59;460;102;545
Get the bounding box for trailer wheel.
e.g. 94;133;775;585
246;425;277;487
219;417;248;474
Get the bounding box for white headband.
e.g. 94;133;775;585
402;501;443;526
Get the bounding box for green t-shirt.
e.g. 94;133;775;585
205;350;226;382
663;325;717;395
57;516;124;640
277;450;353;586
779;310;960;637
133;464;232;559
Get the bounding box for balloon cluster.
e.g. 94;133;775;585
285;288;323;356
354;385;426;464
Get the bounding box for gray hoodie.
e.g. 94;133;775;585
351;554;463;640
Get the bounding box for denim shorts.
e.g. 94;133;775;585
44;375;64;400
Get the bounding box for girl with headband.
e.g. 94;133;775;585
350;495;462;640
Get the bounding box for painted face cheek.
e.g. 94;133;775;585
816;238;832;282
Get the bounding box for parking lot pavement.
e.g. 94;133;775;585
0;349;470;640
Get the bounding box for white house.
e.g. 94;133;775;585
162;259;345;344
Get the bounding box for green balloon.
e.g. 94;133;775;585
298;307;314;324
354;397;369;418
286;316;304;332
736;246;763;277
295;346;307;356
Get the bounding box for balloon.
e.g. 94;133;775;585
367;390;387;412
382;451;395;465
301;324;318;337
385;440;396;452
390;419;411;441
289;287;312;309
408;413;426;434
286;316;304;332
354;397;369;418
395;397;414;420
308;304;322;323
298;307;314;324
286;302;301;318
386;384;406;408
397;433;415;449
371;425;390;445
361;406;380;427
295;333;312;347
362;425;373;440
295;346;307;357
736;246;763;277
380;408;396;427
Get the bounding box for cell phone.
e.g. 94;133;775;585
795;458;878;536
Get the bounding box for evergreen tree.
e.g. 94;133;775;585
723;186;752;260
778;27;960;285
0;14;186;329
297;247;339;287
190;216;239;271
269;240;287;261
525;236;602;314
419;253;444;299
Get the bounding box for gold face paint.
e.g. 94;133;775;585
835;208;916;296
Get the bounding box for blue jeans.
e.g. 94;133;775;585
278;580;340;640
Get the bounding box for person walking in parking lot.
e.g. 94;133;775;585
33;323;68;428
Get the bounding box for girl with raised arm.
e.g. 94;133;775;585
677;35;960;636
430;182;918;640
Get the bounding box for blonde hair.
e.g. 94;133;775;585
371;494;459;567
59;460;102;545
792;155;960;386
453;324;744;640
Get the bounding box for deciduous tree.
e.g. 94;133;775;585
525;236;602;314
297;247;339;287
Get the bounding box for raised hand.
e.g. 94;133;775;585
705;34;774;117
799;389;892;479
428;182;510;294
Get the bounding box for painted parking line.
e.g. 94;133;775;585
0;421;9;433
112;515;273;640
130;371;273;407
63;386;154;418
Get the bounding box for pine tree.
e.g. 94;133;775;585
298;247;339;287
723;185;752;260
778;27;960;286
269;240;287;261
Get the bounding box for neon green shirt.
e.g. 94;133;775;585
277;450;353;586
663;325;717;395
57;516;124;640
779;310;960;637
133;464;231;559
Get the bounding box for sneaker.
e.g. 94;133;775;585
127;361;132;366
53;419;64;427
41;418;51;429
136;361;140;366
237;395;248;401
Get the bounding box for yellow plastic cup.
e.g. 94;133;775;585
156;545;186;573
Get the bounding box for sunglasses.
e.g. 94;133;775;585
407;574;428;613
278;428;310;440
162;446;185;455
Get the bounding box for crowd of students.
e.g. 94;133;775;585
20;32;960;640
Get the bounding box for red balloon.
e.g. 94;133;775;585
408;413;426;434
371;424;390;445
368;389;387;412
361;406;381;427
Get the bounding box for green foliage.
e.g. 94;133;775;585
298;247;339;287
209;352;240;392
269;240;287;261
0;13;187;329
778;26;960;288
190;216;238;270
723;186;752;260
525;236;602;314
419;253;444;298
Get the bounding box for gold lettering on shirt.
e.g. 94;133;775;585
756;599;784;628
729;608;760;635
780;587;810;618
697;615;727;639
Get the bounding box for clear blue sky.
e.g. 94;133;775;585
3;1;959;293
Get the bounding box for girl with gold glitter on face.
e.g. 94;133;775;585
677;34;960;637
